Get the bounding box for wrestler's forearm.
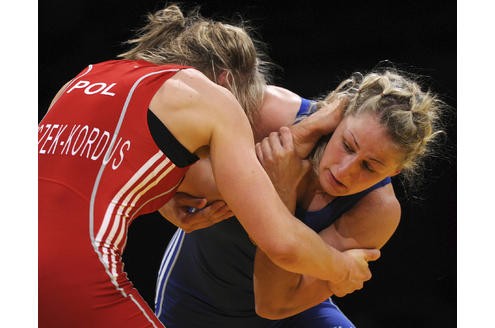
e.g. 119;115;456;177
254;248;333;319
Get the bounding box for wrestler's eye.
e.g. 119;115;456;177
362;161;375;173
343;141;353;154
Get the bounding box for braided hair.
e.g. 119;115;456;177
311;69;445;185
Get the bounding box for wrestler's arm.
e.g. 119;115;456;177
253;85;303;140
256;84;347;158
157;85;340;231
158;158;234;233
254;184;400;319
152;70;368;282
157;85;304;231
208;87;363;281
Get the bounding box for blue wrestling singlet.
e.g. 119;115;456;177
154;98;392;328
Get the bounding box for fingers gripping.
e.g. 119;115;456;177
278;126;293;150
202;200;233;223
174;192;208;209
182;200;233;232
328;248;380;298
364;249;381;262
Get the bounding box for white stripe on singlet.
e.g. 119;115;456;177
111;163;184;273
89;67;181;328
96;153;174;276
156;229;181;280
155;228;185;318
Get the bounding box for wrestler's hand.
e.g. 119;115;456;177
328;248;380;297
256;127;311;210
158;192;233;233
290;95;348;158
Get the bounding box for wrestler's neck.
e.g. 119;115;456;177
297;171;335;212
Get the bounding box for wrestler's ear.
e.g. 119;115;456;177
216;70;229;87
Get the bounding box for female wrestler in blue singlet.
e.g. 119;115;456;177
156;178;389;328
154;70;444;327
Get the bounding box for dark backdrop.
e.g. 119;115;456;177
39;1;456;327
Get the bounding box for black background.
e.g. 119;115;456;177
39;1;456;327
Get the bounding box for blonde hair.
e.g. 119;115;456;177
310;69;445;183
119;4;270;123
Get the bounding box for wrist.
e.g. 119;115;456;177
327;249;352;284
277;188;297;213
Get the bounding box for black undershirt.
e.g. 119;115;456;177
147;109;199;168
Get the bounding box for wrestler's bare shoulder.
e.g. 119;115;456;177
155;68;234;109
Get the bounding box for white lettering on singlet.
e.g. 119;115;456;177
66;80;117;96
38;123;131;170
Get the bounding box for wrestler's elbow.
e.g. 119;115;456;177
255;298;293;320
258;238;299;270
